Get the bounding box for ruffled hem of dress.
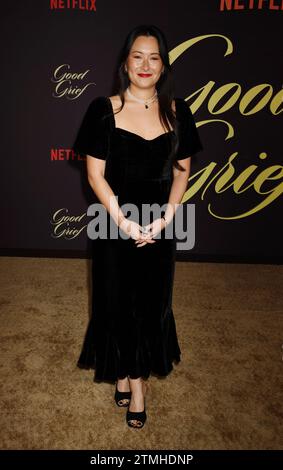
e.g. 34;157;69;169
77;356;181;383
76;308;181;383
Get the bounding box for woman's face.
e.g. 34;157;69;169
125;35;164;89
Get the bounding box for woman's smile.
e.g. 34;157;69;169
137;73;153;77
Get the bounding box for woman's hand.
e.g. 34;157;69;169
119;218;155;244
135;218;166;248
119;218;141;239
119;217;167;248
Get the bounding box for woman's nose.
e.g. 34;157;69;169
142;60;150;70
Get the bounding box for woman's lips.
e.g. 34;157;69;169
138;73;152;77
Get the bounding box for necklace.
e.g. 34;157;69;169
126;87;158;109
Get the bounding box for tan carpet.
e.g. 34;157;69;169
0;257;282;450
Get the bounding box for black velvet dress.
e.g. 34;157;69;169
74;95;203;383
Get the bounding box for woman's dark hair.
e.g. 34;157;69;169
110;24;185;172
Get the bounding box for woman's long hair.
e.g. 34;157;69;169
109;24;185;172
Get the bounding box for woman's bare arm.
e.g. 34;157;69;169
86;156;126;227
163;157;191;225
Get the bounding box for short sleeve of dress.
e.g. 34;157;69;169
175;98;203;160
73;96;109;160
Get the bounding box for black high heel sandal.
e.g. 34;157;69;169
114;384;132;408
126;407;147;428
126;389;147;429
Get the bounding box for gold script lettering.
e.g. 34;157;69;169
51;64;96;100
169;35;282;219
182;152;283;219
51;208;87;239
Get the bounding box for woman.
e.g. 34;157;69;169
74;24;203;429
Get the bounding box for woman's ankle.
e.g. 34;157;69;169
129;377;147;395
117;376;130;391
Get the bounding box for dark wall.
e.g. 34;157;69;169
1;0;282;262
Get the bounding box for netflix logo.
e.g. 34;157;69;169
50;0;97;11
220;0;283;10
50;149;85;161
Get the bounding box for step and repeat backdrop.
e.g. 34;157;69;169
1;1;282;261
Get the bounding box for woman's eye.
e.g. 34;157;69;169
133;56;159;60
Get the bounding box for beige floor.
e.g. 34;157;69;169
0;257;282;450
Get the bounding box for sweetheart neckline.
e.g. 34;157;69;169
105;96;174;142
114;127;174;142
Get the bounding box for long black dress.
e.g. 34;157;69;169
74;95;203;382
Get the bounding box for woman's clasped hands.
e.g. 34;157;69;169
119;218;166;248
